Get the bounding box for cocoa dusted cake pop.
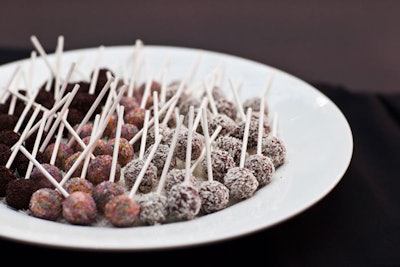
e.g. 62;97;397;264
0;129;20;147
29;188;63;221
0;165;17;197
5;178;38;210
62;191;97;225
0;144;12;166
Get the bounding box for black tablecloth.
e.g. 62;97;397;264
0;49;399;266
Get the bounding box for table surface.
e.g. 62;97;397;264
0;49;399;266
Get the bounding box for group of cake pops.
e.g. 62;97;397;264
0;36;286;227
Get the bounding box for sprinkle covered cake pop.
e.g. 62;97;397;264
62;191;97;225
63;177;94;195
92;180;125;213
87;155;121;185
29;188;63;221
30;163;63;189
104;194;140;227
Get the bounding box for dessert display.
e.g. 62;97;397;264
0;36;287;228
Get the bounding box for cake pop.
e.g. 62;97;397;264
104;193;140;227
167;106;201;221
198;108;229;214
29;188;63;221
223;108;259;200
62;191;97;225
92;180;125;214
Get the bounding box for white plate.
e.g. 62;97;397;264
0;45;353;251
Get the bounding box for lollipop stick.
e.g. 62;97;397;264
6;105;41;169
50;110;68;166
128;135;163;198
239;108;252;168
157;115;184;195
19;146;69;198
185;106;195;182
201;107;213;182
109;106;124;182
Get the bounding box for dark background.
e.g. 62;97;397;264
1;0;399;94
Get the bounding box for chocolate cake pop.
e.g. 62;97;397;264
0;165;17;197
87;154;121;185
5;178;38;210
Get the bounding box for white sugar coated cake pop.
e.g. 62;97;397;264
104;194;140;227
174;127;203;162
123;159;158;193
201;149;235;183
261;113;286;168
167;183;201;221
215;135;242;165
244;154;275;187
199;180;229;214
207;113;236;136
62;191;97;225
223;107;259;200
137;192;169;225
144;143;176;177
167;106;201;221
164;168;197;194
199;107;229;214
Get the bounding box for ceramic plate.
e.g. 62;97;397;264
0;44;353;250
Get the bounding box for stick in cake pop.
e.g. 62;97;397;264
244;92;275;188
79;115;100;179
6;105;41;169
25;110;48;179
228;78;246;122
40;84;80;152
67;76;114;147
127;39;144;97
13;88;40;133
60;85;127;186
167;106;201;221
261;112;287;168
109;105;124;182
136;114;184;225
199;107;229;213
223;108;259;200
123;110;158;193
53;35;64;100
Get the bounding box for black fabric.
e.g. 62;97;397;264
1;51;399;266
